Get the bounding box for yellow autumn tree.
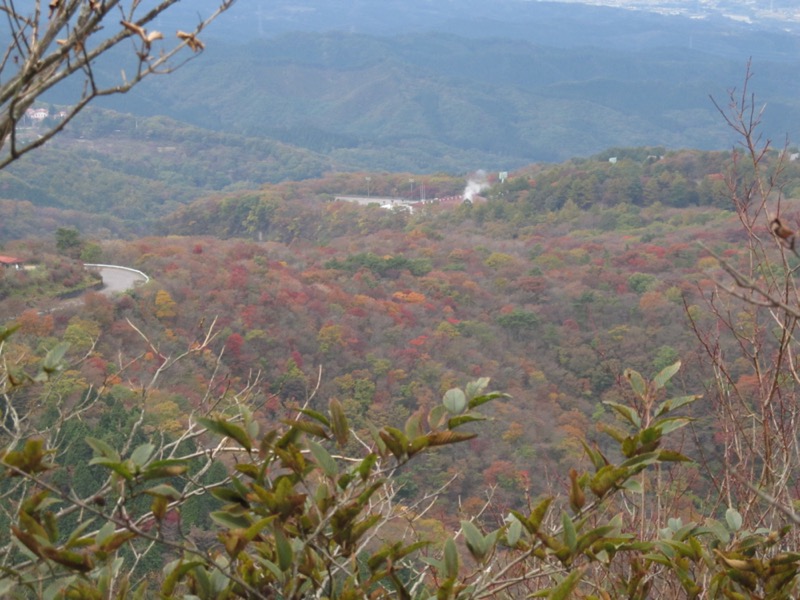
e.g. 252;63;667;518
154;289;178;319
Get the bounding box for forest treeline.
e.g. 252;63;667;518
6;114;800;241
160;146;800;241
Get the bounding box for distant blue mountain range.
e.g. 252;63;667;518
39;0;800;171
183;0;800;61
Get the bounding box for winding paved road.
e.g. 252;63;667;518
1;264;149;324
96;266;148;295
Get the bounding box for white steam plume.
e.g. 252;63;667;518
464;170;489;202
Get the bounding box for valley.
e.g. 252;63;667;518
3;0;800;596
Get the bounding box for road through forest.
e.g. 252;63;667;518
95;266;148;295
2;265;147;324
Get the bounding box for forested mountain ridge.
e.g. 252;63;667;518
181;0;800;47
118;31;800;169
159;147;797;241
13;2;799;212
65;0;799;174
0;109;335;238
7;141;800;242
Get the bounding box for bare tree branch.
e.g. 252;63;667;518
0;0;235;169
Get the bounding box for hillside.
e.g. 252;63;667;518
160;147;800;238
6;134;800;593
0;110;334;237
2;147;782;508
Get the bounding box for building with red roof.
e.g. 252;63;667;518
0;256;23;269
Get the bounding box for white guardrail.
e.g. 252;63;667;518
84;263;150;284
1;264;151;324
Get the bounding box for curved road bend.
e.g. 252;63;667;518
1;265;147;324
96;266;148;295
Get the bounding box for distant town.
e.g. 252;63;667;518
560;0;800;25
23;107;68;123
